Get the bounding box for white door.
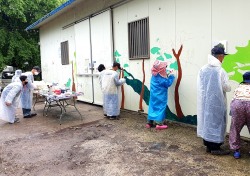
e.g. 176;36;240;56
90;10;113;105
74;19;93;103
74;10;113;104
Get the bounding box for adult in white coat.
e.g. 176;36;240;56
21;66;40;118
98;62;126;120
197;44;231;155
0;75;28;123
12;69;22;83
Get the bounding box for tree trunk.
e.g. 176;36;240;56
139;59;145;112
172;45;184;118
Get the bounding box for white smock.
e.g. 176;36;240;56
197;55;231;143
21;72;36;109
99;69;126;116
0;82;23;123
12;70;22;83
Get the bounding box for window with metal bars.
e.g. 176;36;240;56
61;41;69;65
128;17;149;59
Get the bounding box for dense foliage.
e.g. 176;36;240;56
0;0;67;71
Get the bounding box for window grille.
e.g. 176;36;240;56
128;17;149;59
61;41;69;65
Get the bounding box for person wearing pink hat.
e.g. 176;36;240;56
146;60;175;129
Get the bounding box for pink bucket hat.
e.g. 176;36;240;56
151;60;168;78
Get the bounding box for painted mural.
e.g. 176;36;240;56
115;40;250;126
114;44;197;125
222;41;250;82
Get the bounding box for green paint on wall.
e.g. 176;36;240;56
156;56;165;61
222;41;250;83
124;64;129;67
170;61;178;70
125;77;150;105
151;47;161;55
164;53;172;59
115;47;197;126
114;50;121;57
66;78;71;88
166;106;197;125
124;69;149;105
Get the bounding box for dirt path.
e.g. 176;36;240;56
0;107;250;176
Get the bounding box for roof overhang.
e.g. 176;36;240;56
25;0;80;31
26;0;130;31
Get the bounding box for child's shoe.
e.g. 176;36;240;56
145;124;152;128
233;151;241;159
155;124;168;130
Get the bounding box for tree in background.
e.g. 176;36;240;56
0;0;67;71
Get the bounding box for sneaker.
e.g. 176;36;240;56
210;149;230;155
145;124;152;128
109;116;117;120
155;124;168;130
14;118;20;123
233;151;241;159
9;118;20;124
23;115;32;118
30;113;37;117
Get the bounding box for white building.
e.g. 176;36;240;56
27;0;250;137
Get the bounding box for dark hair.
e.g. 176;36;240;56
97;64;106;72
19;75;27;82
33;66;41;72
112;62;121;69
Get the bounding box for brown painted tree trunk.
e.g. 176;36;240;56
139;59;145;112
172;45;184;118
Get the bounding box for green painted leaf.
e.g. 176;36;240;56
124;64;129;67
151;47;161;55
170;61;178;70
164;53;172;59
114;50;121;57
156;56;164;61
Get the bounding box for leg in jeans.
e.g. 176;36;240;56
22;108;31;116
229;100;246;150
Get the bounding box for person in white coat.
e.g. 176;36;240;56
98;62;126;120
12;69;22;83
21;66;40;118
0;75;28;124
197;44;231;155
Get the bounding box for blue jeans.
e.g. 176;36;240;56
22;108;31;116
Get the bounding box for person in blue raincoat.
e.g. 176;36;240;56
21;66;41;118
146;60;175;130
0;75;28;124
